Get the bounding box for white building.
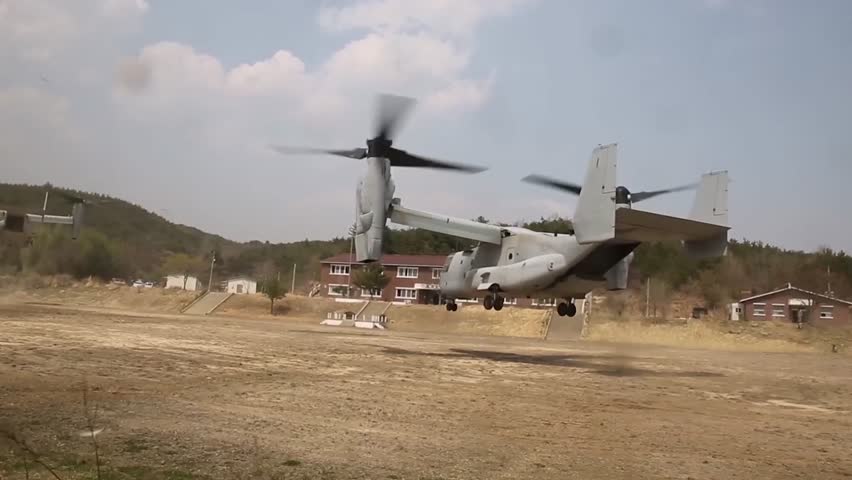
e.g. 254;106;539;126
226;277;257;295
165;274;201;291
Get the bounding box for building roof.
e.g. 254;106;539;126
320;253;447;267
739;283;852;306
226;276;256;282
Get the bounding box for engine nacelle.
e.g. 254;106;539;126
71;203;84;240
604;252;633;290
0;211;26;233
476;253;569;292
353;157;394;262
439;250;475;297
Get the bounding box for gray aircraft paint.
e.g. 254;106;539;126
376;143;730;308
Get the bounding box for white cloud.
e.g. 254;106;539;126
101;0;148;18
317;31;475;106
226;50;308;97
120;42;226;95
114;29;495;122
318;0;531;37
0;0;147;61
424;74;495;113
2;0;530;242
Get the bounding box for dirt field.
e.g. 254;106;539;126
2;303;851;480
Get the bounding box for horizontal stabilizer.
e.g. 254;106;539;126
388;202;502;244
614;208;729;243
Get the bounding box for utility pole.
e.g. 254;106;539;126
348;222;355;297
827;265;832;296
207;251;216;293
291;263;297;294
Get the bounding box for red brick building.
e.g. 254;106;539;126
738;283;852;326
318;253;561;307
319;253;447;304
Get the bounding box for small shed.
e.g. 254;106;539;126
226;277;257;295
737;283;852;326
165;274;201;291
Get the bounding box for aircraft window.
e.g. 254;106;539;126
508;253;514;260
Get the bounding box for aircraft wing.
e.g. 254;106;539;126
388;202;503;244
25;213;74;225
614;208;729;242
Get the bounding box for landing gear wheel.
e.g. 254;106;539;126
452;303;458;312
557;302;569;317
566;302;577;317
445;302;453;312
493;295;505;311
483;295;494;310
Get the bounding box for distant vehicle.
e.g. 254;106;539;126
144;281;154;288
132;280;144;288
111;278;126;285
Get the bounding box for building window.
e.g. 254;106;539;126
772;304;786;318
328;284;349;296
361;288;382;298
395;288;417;300
820;305;834;319
532;298;556;306
753;303;766;317
432;268;442;280
397;267;418;278
330;264;350;276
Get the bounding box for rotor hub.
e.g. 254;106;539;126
615;185;631;205
366;137;392;158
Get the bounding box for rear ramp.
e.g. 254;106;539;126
544;298;588;341
183;292;233;315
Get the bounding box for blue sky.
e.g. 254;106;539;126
1;0;850;252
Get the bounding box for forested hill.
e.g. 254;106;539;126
0;183;235;271
2;183;851;304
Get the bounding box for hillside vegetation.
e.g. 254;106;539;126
2;183;851;305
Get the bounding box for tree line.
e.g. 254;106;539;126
2;184;850;306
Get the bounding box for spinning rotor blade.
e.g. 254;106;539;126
269;145;367;160
387;148;487;173
521;175;583;195
55;191;85;203
53;190;111;206
630;183;697;203
375;94;416;140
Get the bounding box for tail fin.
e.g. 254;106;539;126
684;170;729;259
689;170;728;226
573;143;617;244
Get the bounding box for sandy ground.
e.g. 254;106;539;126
1;303;852;480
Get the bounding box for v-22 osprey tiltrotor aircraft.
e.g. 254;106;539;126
0;189;86;241
272;94;729;318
